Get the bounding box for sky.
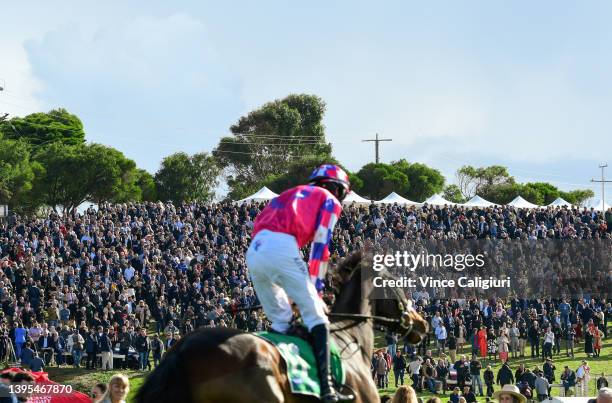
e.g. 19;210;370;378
1;1;611;201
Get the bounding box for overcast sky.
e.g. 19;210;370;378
1;1;611;200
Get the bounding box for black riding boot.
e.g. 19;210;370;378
311;324;354;403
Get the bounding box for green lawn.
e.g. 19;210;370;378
377;336;611;401
36;332;610;402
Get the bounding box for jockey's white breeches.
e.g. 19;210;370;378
246;230;328;333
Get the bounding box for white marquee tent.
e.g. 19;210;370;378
236;186;279;204
342;191;371;205
376;192;419;205
423;194;455;206
507;196;540;209
585;199;611;211
462;195;496;208
547;197;572;208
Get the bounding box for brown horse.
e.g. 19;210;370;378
136;252;428;403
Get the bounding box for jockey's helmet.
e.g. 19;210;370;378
308;164;351;202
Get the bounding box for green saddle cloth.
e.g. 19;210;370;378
255;331;345;398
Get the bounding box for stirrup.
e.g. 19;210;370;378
321;388;355;402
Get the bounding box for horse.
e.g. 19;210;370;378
136;251;428;403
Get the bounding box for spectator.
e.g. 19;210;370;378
534;371;550;402
493;384;527;403
134;328;150;370
462;386;477;403
11;372;35;403
484;364;495;398
496;361;514;387
85;329;99;370
100;374;129;403
70;329;85;368
13;323;26;361
19;342;34;368
561;365;577;396
150;333;164;368
576;360;591;397
469;355;483;396
392;350;407;388
91;383;107;403
390;385;418;403
375;352;388;389
29;351;45;372
435;359;449;395
98;327;113;371
596;388;612;403
435;323;447;356
449;387;461;403
408;356;423;391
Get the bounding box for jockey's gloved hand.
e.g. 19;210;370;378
315;278;325;292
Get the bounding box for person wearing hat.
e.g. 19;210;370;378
493;384;527;403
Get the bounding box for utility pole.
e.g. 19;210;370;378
362;133;392;164
591;163;611;210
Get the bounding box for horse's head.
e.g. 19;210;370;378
330;251;429;344
370;271;429;344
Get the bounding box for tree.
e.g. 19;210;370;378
155;152;219;203
32;143;139;213
560;189;594;206
393;160;445;201
0;134;42;212
135;169;158;202
443;184;465;203
355;163;410;200
456;165;513;199
0;108;85;150
522;182;560;205
213;94;332;199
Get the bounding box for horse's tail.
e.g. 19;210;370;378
135;347;192;403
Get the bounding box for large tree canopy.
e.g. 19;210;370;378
0;108;85;151
213;94;332;199
0;134;42;211
32;143;139;213
355;160;445;201
456;165;512;199
155;152;219;203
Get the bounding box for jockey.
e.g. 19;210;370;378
246;164;354;403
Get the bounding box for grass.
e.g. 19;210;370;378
28;329;612;402
376;336;611;401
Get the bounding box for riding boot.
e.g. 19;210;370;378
311;324;354;403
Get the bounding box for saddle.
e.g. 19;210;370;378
255;327;345;399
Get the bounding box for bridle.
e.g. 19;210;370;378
329;300;415;335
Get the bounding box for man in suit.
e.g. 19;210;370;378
37;332;54;365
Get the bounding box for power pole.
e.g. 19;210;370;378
591;163;611;210
362;133;392;164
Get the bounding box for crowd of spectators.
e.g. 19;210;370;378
0;200;609;378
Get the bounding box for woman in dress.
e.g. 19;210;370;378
584;321;595;358
497;330;510;362
477;326;488;359
487;328;498;361
593;327;603;357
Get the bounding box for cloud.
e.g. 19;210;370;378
23;13;244;172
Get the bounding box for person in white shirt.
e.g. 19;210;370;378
576;361;591;396
543;327;555;360
123;266;135;282
435;323;447;355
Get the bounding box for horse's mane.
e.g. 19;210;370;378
329;251;362;295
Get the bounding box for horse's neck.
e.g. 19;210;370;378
331;269;375;362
